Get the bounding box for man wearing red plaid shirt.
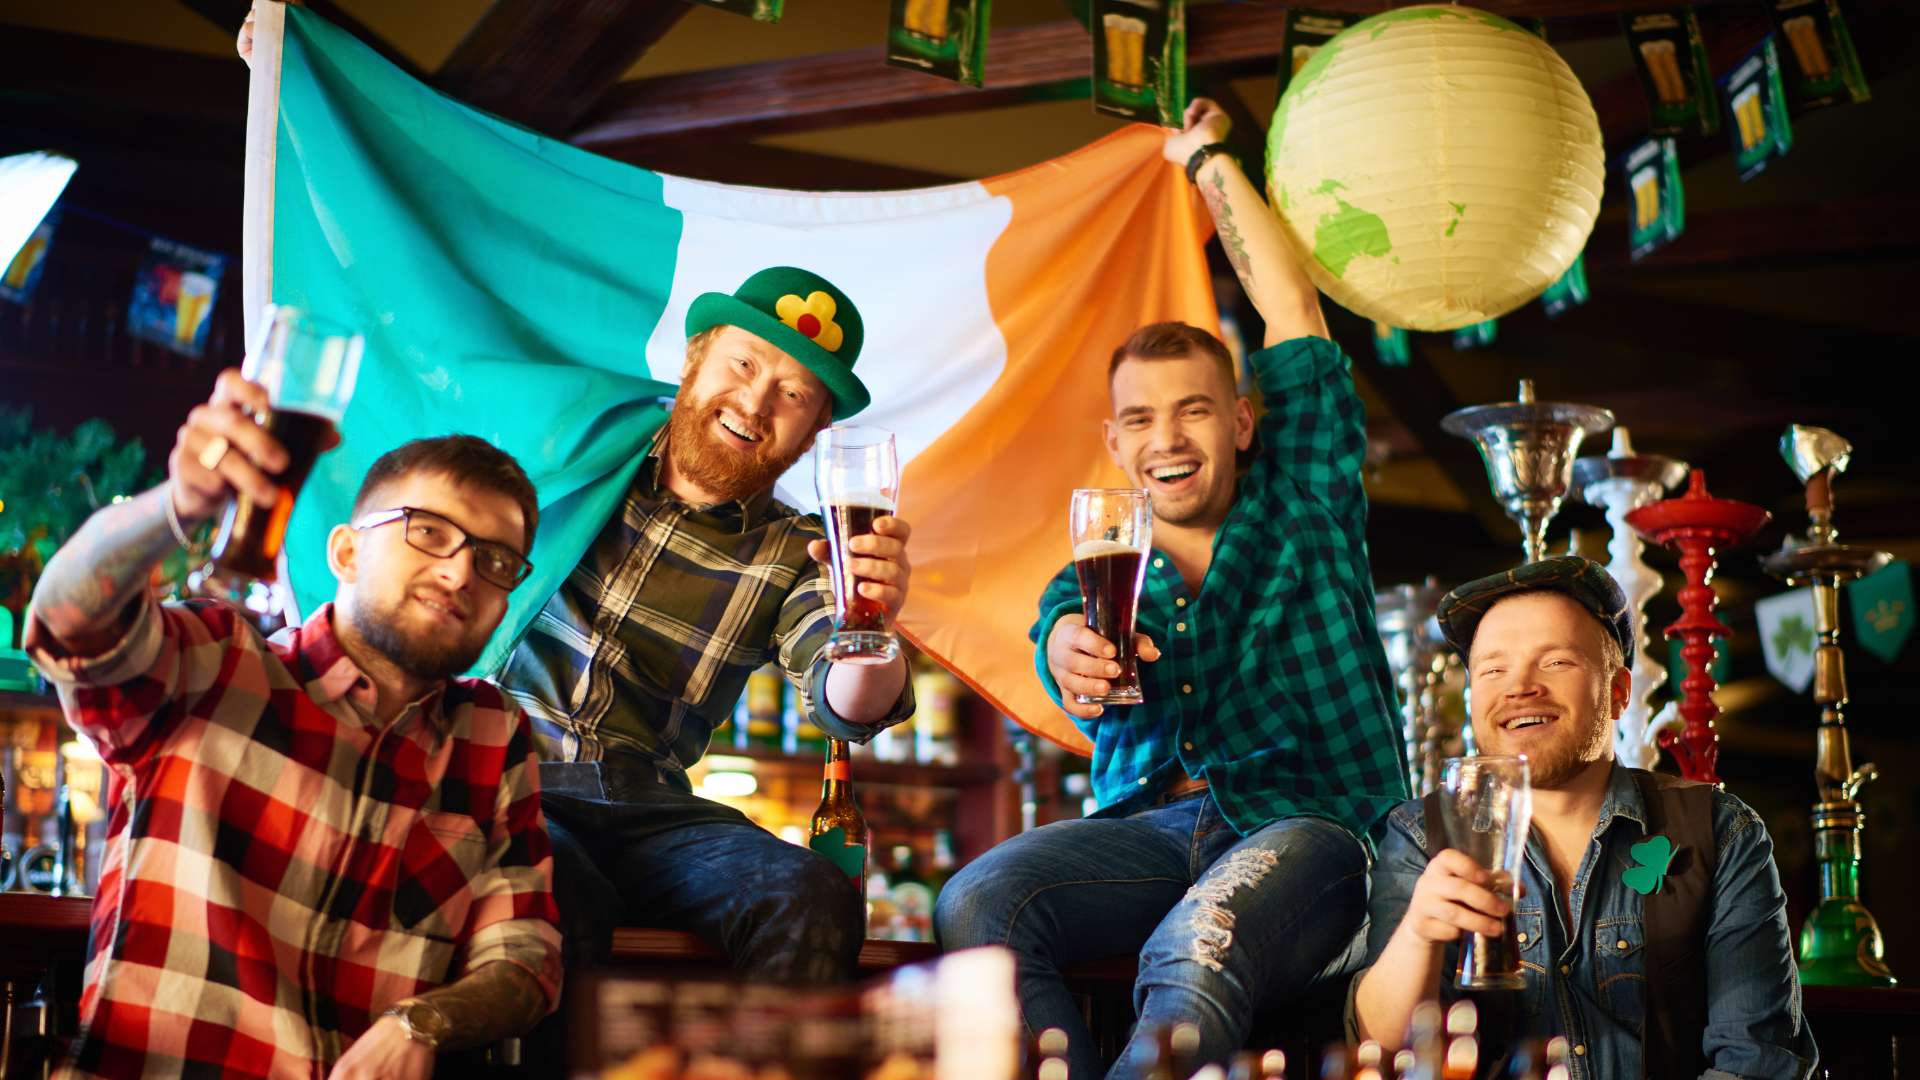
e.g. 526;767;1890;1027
26;369;562;1080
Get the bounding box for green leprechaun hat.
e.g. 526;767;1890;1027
685;266;870;419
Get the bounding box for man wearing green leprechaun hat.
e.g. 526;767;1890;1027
496;267;915;990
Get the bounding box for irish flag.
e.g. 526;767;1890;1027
247;5;1219;753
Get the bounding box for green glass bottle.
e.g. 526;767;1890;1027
1797;804;1896;986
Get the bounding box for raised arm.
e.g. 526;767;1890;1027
33;369;292;657
1163;98;1329;346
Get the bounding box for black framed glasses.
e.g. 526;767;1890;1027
353;506;533;591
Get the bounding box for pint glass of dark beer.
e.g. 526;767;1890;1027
207;306;362;586
1436;755;1533;990
814;426;900;665
1068;488;1153;706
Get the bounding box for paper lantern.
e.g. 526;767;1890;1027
1266;6;1604;332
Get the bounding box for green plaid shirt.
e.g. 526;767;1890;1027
500;427;912;790
1031;336;1409;839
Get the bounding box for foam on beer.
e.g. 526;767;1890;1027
825;489;896;512
1073;539;1142;561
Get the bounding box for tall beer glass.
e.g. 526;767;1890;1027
1436;755;1532;990
815;425;900;665
1069;488;1152;707
208;306;362;586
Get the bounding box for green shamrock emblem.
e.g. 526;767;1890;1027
1623;834;1674;896
808;826;867;879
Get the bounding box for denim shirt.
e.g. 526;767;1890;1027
1360;764;1817;1079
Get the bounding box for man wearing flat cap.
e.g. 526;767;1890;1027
498;267;915;986
1350;557;1817;1079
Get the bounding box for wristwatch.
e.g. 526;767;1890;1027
381;999;452;1050
1185;141;1233;185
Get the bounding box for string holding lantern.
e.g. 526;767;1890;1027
1266;5;1606;332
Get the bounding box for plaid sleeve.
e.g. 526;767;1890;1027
776;563;912;742
458;697;564;1013
23;597;243;766
1248;336;1367;522
1029;561;1085;711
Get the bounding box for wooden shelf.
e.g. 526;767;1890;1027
710;743;1003;788
0;690;59;713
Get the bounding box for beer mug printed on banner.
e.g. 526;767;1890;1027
1102;13;1149;89
1069;488;1153;707
1630;165;1662;231
1781;16;1832;81
206;306;363;589
814;426;902;665
1732;83;1767;151
1639;38;1688;106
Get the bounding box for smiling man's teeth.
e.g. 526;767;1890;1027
719;414;761;442
1507;715;1553;729
1150;465;1198;482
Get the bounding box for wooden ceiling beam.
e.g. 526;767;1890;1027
173;0;427;82
570;4;1292;151
570;0;1778;150
437;0;689;135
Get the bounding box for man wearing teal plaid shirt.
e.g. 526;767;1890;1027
936;98;1409;1079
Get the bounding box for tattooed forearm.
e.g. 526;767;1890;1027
32;485;179;649
408;961;549;1051
1205;167;1256;290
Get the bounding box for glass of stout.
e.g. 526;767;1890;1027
1069;488;1153;707
814;425;901;665
206;306;362;587
1436;755;1533;989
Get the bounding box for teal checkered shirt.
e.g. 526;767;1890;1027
1031;335;1409;840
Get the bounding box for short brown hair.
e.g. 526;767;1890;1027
353;435;540;553
1108;322;1236;388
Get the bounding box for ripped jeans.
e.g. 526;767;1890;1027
933;792;1368;1080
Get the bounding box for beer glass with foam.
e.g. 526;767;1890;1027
1068;488;1153;707
814;425;901;665
207;306;362;587
1436;755;1533;990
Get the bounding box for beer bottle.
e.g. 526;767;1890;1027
806;739;870;899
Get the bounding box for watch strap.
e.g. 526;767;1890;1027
1185;141;1233;184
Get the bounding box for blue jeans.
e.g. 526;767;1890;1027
538;757;865;981
934;792;1367;1080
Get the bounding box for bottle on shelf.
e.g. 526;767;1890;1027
806;739;870;900
887;843;935;942
784;674;828;759
740;663;785;751
912;658;962;765
929;828;957;898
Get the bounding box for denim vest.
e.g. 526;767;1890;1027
1362;764;1818;1080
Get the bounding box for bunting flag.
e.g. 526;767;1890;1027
1754;587;1818;693
1847;560;1913;664
244;5;1219;753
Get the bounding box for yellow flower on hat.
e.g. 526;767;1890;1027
775;291;844;353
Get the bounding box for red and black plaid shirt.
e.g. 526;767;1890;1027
26;598;562;1079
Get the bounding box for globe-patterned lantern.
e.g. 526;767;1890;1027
1267;6;1605;332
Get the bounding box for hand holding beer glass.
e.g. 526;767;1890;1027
1434;755;1532;990
172;306;360;587
814;426;902;665
1065;488;1154;708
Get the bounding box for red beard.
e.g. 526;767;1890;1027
663;394;803;503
